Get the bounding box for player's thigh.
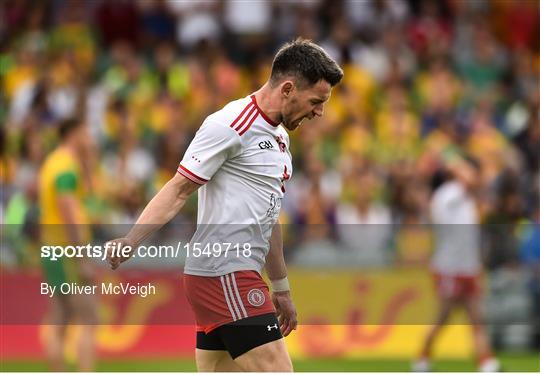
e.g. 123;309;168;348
195;349;242;372
233;338;293;372
71;293;98;324
47;294;75;325
216;313;289;371
196;330;242;372
462;295;484;325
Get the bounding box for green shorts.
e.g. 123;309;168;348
40;256;80;288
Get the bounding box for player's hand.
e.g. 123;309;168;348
272;291;298;337
105;237;135;270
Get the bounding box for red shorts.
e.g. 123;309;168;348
183;270;276;333
433;272;481;299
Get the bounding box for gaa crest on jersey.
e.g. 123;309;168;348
275;134;286;152
247;289;265;307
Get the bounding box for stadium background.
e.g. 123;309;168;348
1;0;539;371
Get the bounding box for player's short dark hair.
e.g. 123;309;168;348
269;38;343;88
58;118;82;141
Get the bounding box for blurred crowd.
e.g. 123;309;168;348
1;0;539;268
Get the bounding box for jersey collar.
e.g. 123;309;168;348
250;94;280;127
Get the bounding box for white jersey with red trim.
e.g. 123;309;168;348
178;95;292;276
430;181;481;276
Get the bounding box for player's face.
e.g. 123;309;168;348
281;79;332;131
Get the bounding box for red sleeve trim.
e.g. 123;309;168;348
238;111;258;136
177;164;208;185
230;101;255;129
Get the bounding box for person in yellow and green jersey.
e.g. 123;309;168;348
38;118;97;371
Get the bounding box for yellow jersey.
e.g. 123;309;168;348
38;147;90;244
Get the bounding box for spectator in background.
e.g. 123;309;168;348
292;152;337;258
5;48;41;127
418;113;463;181
374;84;420;165
492;0;539;51
335;164;392;266
390;170;432;266
465;99;508;185
2;127;41;266
95;0;140;48
46;50;81;121
345;0;409;40
456;21;507;103
222;0;273;64
138;0;176;48
291;174;341;267
483;169;525;271
513;105;540;201
520;198;540;349
16;3;49;55
355;24;416;85
407;0;452;63
415;58;462;136
151;41;190;99
166;0;220;51
273;1;320;45
320;16;362;68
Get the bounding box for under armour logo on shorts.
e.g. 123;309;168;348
267;323;278;331
247;289;265;307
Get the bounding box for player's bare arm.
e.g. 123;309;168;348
107;173;200;269
57;193;96;280
445;156;478;191
265;223;298;336
57;194;83;244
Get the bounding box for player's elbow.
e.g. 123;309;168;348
171;173;201;202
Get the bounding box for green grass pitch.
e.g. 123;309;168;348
1;352;539;372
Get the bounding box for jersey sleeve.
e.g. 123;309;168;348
54;171;78;193
177;120;242;184
284;131;291;149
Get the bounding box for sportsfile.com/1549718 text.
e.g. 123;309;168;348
40;242;253;261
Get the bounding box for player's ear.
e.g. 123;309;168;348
281;81;294;98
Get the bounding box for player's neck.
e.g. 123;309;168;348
59;141;78;159
253;83;282;125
